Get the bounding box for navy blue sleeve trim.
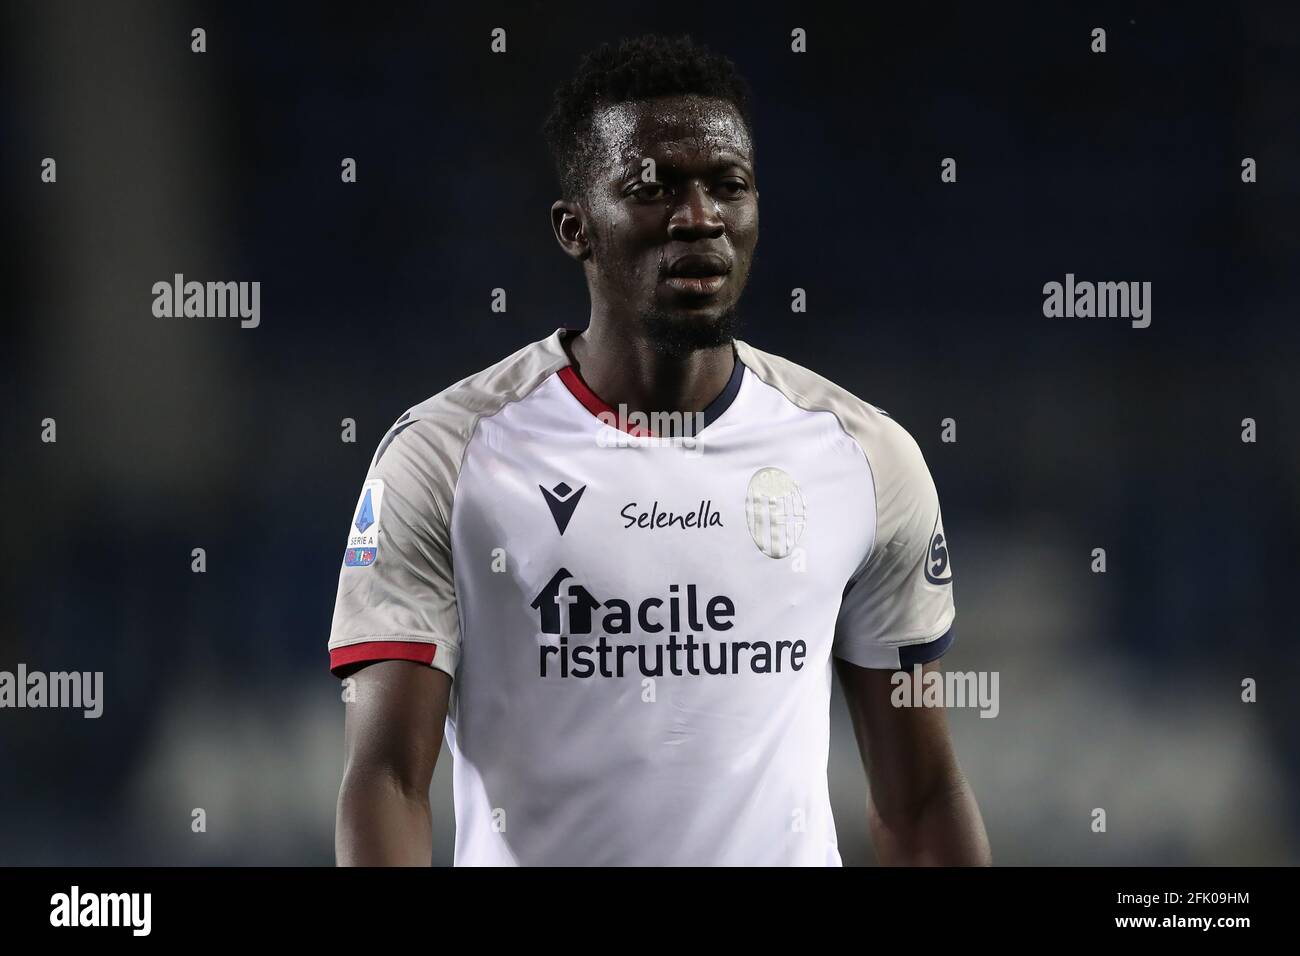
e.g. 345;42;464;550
898;628;955;667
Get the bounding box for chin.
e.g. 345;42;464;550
642;304;741;355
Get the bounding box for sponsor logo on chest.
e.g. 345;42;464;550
620;499;723;531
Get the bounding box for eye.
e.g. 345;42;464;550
630;181;668;201
716;178;749;198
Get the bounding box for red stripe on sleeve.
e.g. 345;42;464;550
329;641;436;676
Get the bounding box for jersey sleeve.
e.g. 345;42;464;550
326;421;461;679
832;417;955;669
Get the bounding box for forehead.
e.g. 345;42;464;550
588;95;753;171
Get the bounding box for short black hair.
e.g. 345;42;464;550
542;34;755;202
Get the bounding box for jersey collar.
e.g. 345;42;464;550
554;327;745;437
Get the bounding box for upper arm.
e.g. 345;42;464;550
832;414;961;805
342;660;452;793
336;661;451;866
835;658;961;817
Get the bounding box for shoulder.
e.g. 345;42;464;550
405;328;570;427
734;338;930;490
358;331;570;533
369;329;570;475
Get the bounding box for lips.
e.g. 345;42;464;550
666;253;731;278
664;253;731;296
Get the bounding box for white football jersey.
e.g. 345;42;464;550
328;328;955;866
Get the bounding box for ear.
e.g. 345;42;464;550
550;200;591;262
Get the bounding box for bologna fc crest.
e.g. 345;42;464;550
745;467;806;559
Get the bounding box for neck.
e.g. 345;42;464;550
565;313;735;417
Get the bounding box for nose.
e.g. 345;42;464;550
667;181;724;241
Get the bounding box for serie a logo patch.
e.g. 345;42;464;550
344;478;384;567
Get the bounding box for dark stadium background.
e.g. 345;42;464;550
1;1;1297;865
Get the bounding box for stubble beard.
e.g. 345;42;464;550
641;304;741;357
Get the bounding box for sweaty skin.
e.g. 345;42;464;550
336;94;991;866
337;661;450;866
836;660;991;865
550;95;759;418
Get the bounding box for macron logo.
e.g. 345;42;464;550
539;481;586;535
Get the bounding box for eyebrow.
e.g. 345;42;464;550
618;151;754;179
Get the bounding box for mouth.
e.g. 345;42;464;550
663;253;731;297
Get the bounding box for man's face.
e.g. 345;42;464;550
579;95;759;351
